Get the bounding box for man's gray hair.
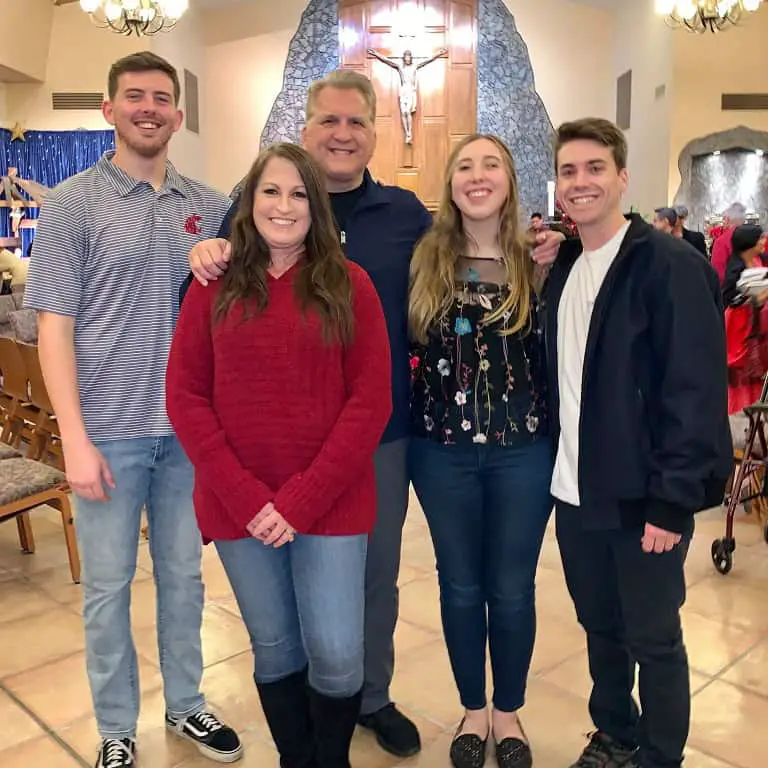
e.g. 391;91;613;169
306;69;377;123
726;202;747;221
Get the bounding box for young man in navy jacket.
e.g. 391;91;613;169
543;118;732;768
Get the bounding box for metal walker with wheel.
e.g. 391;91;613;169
712;374;768;575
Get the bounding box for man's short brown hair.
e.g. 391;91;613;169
554;118;628;172
305;69;377;123
108;51;180;104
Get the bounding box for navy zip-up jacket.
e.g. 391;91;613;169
180;170;432;444
542;214;733;533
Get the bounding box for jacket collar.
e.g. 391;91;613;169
354;168;394;211
560;212;651;263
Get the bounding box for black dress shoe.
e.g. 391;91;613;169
357;703;421;757
495;737;532;768
449;719;488;768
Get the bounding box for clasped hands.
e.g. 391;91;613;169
246;502;296;548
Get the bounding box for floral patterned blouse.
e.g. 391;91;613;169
410;257;548;447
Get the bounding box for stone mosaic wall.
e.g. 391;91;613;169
673;126;768;231
477;0;554;215
245;0;555;214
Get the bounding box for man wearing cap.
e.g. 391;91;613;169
653;207;678;235
712;202;747;283
675;205;708;257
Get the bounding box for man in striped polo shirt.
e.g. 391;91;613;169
24;53;242;768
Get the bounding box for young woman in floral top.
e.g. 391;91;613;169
408;135;553;768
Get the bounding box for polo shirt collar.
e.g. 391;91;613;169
97;150;187;198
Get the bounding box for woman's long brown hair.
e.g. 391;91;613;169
213;142;354;345
408;134;533;344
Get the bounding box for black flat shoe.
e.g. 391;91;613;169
495;737;532;768
449;719;488;768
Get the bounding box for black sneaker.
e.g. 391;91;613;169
95;738;136;768
166;710;243;763
570;732;639;768
358;703;421;757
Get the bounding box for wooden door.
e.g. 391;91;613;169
338;0;477;211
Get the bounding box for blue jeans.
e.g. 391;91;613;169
410;437;554;712
215;534;367;698
75;435;205;739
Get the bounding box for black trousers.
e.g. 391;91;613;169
555;503;693;768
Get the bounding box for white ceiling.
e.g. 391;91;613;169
191;0;628;8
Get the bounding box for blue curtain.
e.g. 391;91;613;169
0;128;115;246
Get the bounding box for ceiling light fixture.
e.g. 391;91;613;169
77;0;188;36
655;0;764;34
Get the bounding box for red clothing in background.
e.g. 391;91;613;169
711;228;734;284
166;261;392;541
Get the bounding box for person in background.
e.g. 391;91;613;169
185;69;565;759
674;205;708;257
166;142;392;768
529;211;547;233
23;52;241;768
544;117;732;768
652;206;677;235
409;134;553;768
722;224;768;414
712;202;747;282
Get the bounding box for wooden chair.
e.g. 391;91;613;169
0;336;39;449
0;456;80;583
15;341;63;469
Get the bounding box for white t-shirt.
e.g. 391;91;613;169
550;221;631;505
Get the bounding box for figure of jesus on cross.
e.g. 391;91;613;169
366;47;448;144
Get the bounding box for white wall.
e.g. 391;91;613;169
613;0;674;216
505;0;615;129
204;30;294;193
151;7;210;182
0;84;7;128
4;6;142;131
0;0;53;82
669;5;768;201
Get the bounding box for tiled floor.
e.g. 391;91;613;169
1;496;766;768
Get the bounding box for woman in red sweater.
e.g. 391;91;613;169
166;142;392;768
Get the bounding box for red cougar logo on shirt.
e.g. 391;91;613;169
184;214;203;235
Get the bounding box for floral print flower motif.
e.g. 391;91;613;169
455;391;467;406
437;358;451;377
424;415;435;432
461;419;472;431
526;413;540;433
479;359;490;372
502;393;509;403
410;355;420;371
472;433;488;444
455;317;472;336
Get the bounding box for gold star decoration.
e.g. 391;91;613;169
10;123;26;142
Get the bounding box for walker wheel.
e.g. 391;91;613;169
711;539;733;575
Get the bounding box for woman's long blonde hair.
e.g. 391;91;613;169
408;134;533;344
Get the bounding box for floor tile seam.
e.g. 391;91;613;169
0;678;89;767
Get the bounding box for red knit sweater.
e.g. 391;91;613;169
165;261;392;541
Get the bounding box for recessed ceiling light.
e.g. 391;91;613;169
712;150;721;156
757;149;765;157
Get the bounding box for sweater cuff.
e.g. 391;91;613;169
218;479;274;534
645;498;693;534
273;473;321;534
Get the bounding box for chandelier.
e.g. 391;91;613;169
656;0;764;33
77;0;189;36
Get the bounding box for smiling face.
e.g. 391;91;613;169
449;137;511;224
102;69;182;159
251;156;311;255
555;139;628;232
301;86;376;192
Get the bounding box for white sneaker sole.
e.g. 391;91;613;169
166;724;243;764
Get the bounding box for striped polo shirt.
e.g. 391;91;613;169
24;151;231;442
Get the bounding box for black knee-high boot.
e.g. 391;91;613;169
255;668;316;768
308;687;363;768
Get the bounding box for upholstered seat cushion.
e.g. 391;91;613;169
0;458;66;507
0;444;22;460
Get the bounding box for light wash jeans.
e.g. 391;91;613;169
75;435;205;739
215;533;367;698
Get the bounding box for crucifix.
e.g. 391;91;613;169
366;47;448;144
